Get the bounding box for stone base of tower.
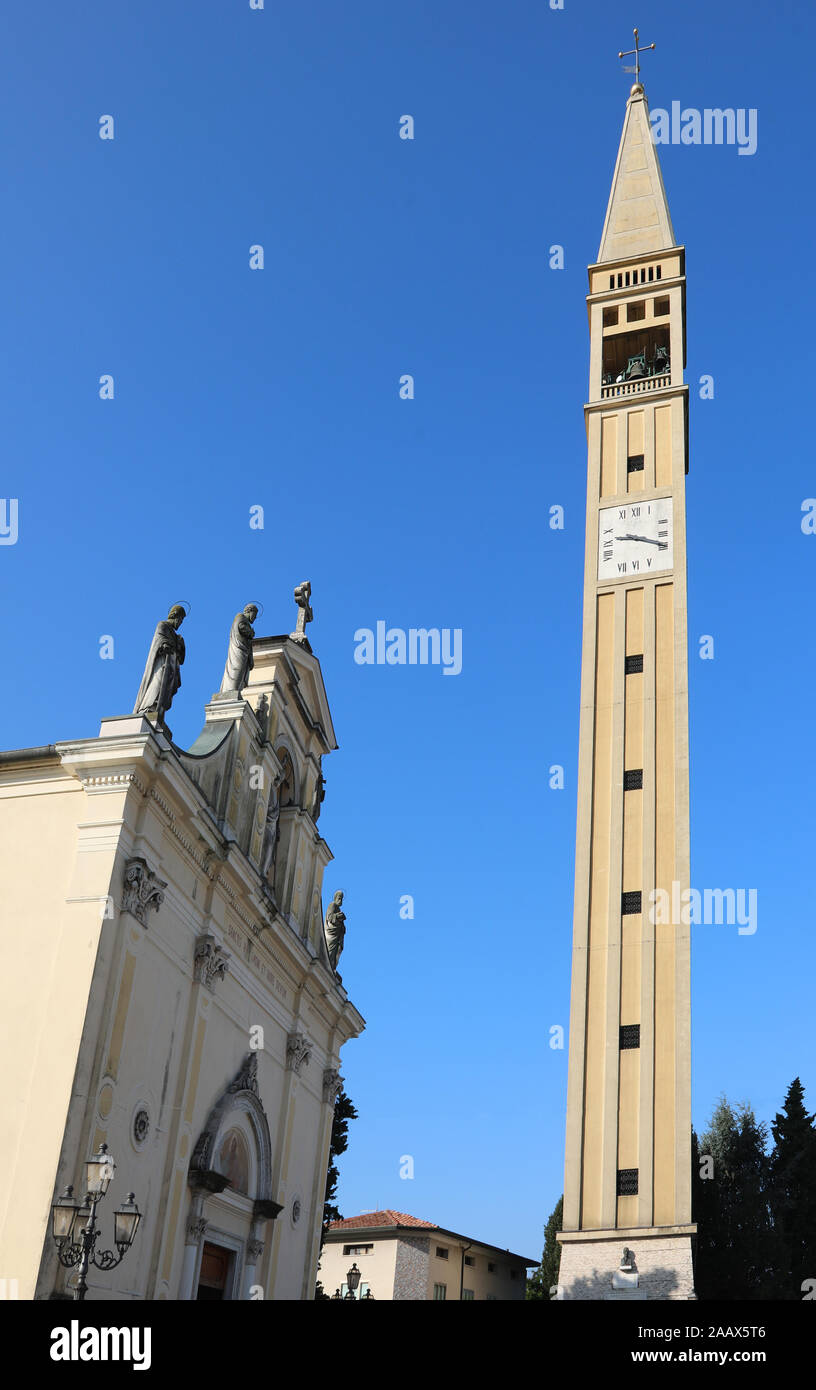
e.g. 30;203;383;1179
556;1225;697;1301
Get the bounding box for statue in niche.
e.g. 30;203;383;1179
310;768;325;823
255;692;270;739
133;605;186;725
324;891;346;973
276;748;295;808
259;773;282;882
220;604;258;694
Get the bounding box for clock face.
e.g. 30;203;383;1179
598;497;673;581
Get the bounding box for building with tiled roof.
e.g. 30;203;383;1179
319;1211;536;1301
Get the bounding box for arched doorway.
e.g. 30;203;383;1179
178;1053;282;1301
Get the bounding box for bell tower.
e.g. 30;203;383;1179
556;79;697;1300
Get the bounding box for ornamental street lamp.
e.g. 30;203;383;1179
51;1144;142;1301
330;1262;374;1301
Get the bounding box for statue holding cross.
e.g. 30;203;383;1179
290;581;314;646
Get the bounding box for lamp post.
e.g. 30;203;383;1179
330;1262;374;1301
51;1144;142;1301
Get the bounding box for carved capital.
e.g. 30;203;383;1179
193;934;231;992
121;856;167;927
322;1068;343;1105
186;1216;208;1245
286;1032;311;1075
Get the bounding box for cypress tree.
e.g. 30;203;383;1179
315;1087;358;1298
527;1195;563;1300
693;1096;772;1299
769;1077;816;1299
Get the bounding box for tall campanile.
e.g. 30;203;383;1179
556;79;697;1301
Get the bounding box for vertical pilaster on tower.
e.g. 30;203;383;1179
556;78;696;1301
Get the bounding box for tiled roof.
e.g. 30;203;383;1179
325;1210;538;1266
327;1210;437;1231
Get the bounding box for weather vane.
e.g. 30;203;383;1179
619;27;655;86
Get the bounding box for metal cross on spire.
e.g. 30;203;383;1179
618;27;655;86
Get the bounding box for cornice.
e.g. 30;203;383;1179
587;244;686;277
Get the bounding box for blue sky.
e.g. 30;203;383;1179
2;0;815;1264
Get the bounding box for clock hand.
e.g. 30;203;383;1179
614;533;668;548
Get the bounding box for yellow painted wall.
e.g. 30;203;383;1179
654;582;677;1225
655;405;672;488
582;592;616;1228
0;772;111;1299
627;412;645;493
600;416;618;498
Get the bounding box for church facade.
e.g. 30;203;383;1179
0;587;364;1300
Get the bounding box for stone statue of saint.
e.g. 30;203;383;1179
133;605;186;724
259;775;281;881
220;604;258;694
310;769;325;824
324;890;346;972
290;581;313;645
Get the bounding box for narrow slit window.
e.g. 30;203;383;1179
625;654;643;674
620;1024;641;1050
627;454;644;473
621;891;642;915
623;769;643;790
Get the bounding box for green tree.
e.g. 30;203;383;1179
315;1087;358;1297
527;1195;563;1300
322;1087;358;1231
693;1097;773;1299
768;1077;816;1299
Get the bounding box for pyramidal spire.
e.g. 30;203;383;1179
597;85;675;264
